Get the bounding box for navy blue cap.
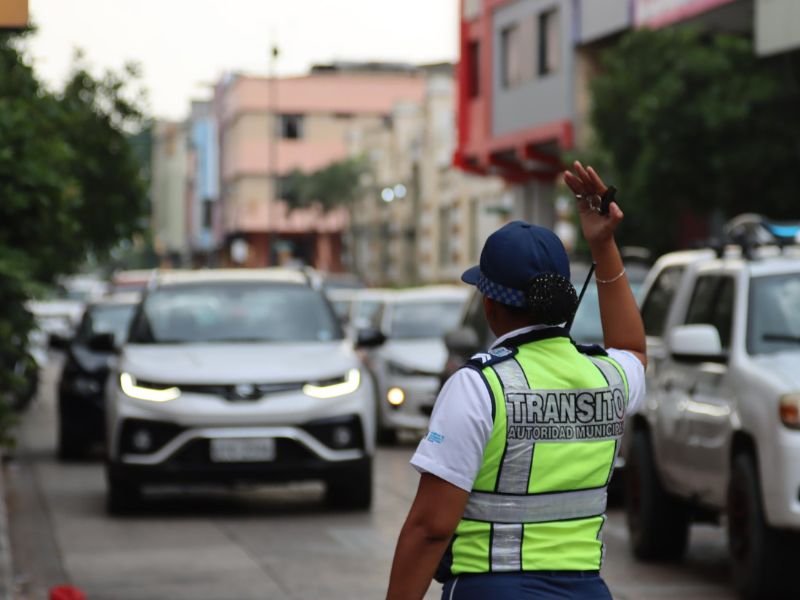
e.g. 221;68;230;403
462;221;570;307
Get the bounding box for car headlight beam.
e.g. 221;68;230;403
303;369;361;399
120;372;181;402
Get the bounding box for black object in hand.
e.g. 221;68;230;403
600;186;617;216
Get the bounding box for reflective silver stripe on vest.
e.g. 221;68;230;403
493;359;534;494
586;356;624;394
491;523;523;572
464;487;608;524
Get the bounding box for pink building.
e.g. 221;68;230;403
215;68;426;270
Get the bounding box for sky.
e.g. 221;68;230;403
24;0;459;120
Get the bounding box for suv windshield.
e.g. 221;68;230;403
389;300;464;339
76;304;135;346
748;273;800;354
129;282;342;344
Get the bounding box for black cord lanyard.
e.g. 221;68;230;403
566;262;596;332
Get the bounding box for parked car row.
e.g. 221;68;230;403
624;217;800;599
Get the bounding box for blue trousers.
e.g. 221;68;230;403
441;572;613;599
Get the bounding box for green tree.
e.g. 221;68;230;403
0;31;149;441
282;157;368;211
588;28;800;253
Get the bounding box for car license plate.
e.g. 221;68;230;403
210;438;276;463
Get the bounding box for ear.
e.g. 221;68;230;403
482;296;495;321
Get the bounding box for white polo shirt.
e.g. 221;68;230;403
410;326;646;492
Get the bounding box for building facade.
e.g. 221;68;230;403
186;101;220;266
150;120;189;265
455;0;800;233
214;67;426;270
350;65;505;286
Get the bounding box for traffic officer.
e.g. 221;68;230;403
386;162;646;600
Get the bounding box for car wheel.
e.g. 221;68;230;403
376;424;397;446
106;470;142;515
57;420;84;461
727;453;799;599
325;460;372;510
625;429;689;561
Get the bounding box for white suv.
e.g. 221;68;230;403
104;269;375;513
626;221;800;599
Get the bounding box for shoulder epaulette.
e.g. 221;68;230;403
465;346;518;369
574;343;608;357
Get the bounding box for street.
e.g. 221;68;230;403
6;357;737;600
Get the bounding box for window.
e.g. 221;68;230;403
640;266;685;337
501;25;523;89
468;41;480;98
685;275;735;351
202;199;214;229
748;273;800;354
538;8;560;76
279;114;304;139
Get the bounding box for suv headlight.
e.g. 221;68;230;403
303;369;361;399
120;372;181;402
779;394;800;429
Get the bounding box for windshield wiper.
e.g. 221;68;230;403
762;333;800;343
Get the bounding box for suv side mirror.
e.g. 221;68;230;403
87;332;118;354
356;328;386;348
444;327;480;355
669;324;724;361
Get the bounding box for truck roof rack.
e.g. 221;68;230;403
716;214;800;260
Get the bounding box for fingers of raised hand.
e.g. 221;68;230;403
586;166;607;195
563;171;586;196
573;161;593;190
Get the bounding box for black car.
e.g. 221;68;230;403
54;295;137;459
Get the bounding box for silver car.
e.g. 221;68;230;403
104;269;376;513
362;286;468;443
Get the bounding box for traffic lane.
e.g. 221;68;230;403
603;517;735;599
10;355;736;600
9;355;438;600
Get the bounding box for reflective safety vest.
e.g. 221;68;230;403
441;331;629;577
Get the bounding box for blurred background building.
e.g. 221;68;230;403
147;0;800;283
454;0;800;229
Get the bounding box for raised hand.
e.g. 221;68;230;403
563;161;623;249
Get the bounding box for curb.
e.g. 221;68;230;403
0;460;14;600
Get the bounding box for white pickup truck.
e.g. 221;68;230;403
625;218;800;600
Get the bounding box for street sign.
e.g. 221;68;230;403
0;0;28;31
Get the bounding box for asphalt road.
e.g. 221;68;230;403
6;356;738;599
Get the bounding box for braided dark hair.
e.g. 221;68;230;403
523;273;578;325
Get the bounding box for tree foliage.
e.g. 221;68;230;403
282;157;368;212
0;31;149;437
589;28;800;253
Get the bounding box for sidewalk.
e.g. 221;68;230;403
0;459;15;600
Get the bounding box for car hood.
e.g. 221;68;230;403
120;341;358;384
750;350;800;391
379;339;447;374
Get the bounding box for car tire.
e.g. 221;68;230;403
625;429;690;561
106;470;142;515
727;453;799;599
325;460;372;510
376;424;397;446
57;421;85;461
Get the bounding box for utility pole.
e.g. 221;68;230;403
267;44;280;265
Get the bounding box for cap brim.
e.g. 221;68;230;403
461;265;480;285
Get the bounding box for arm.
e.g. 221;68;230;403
386;474;469;600
564;161;647;368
